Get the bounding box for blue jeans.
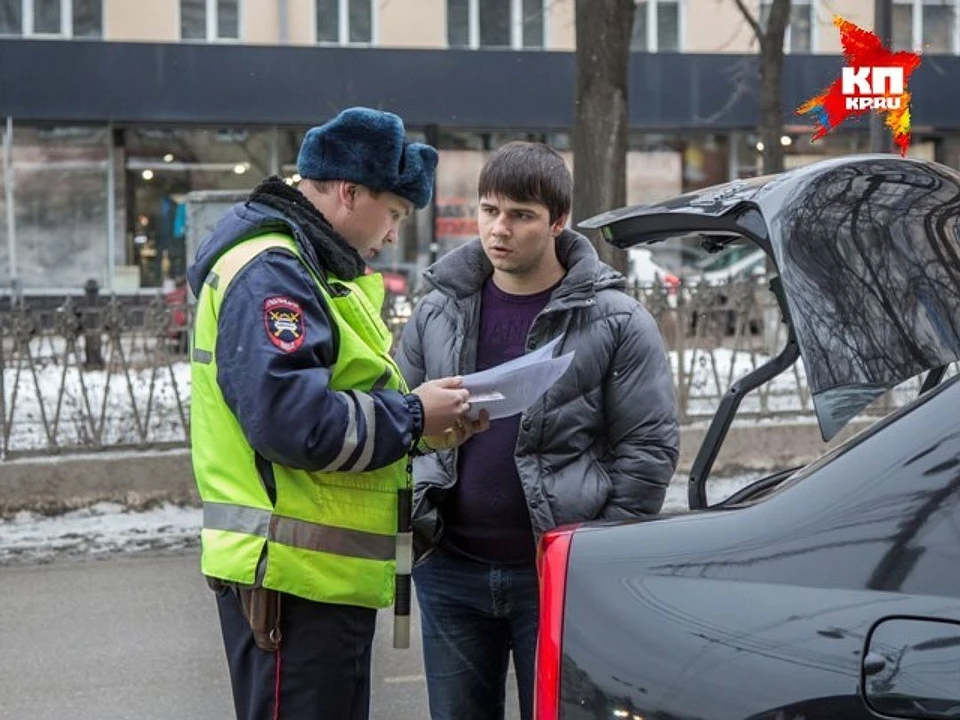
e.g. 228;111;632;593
413;548;540;720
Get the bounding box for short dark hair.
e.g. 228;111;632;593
305;178;380;199
477;141;572;224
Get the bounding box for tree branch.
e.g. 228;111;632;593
732;0;765;46
693;56;758;125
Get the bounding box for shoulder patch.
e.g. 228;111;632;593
263;296;305;352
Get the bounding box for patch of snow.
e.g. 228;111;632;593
0;502;201;565
0;472;772;566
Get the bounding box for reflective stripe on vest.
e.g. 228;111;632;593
212;234;294;287
203;501;395;562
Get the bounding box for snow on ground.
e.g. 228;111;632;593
0;502;201;565
0;473;764;566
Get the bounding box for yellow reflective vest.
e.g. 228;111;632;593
190;232;409;609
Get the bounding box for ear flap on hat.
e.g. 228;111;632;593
393;142;439;210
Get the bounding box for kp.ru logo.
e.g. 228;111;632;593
797;16;922;156
841;66;904;111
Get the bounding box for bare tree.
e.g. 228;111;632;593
572;0;636;274
734;0;792;174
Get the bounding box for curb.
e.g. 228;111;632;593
0;449;199;518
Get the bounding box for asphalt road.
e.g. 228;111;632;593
0;551;521;720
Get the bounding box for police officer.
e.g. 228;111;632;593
187;107;486;720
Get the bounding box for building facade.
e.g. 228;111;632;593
2;0;960;294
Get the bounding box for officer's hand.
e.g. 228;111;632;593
422;410;491;451
413;377;471;437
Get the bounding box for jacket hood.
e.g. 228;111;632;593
422;229;625;302
187;201;306;297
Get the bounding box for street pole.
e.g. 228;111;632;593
3;117;17;298
869;0;894;152
425;124;440;265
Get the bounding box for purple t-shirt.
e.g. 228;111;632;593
441;276;558;565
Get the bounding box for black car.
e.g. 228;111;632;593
535;155;960;720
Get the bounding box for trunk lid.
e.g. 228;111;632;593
582;155;960;441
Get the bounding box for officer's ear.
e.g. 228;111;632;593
338;182;360;211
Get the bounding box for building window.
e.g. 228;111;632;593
124;127;275;290
0;1;19;35
34;0;60;33
2;124;111;292
893;0;958;53
180;0;204;39
316;0;374;45
480;0;510;47
759;0;814;53
521;0;543;47
73;0;99;36
0;0;102;37
180;0;241;42
631;1;681;52
447;0;545;49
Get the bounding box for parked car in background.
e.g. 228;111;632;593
163;276;190;354
647;240;711;277
366;264;412;294
626;247;680;306
380;269;409;295
689;244;767;286
683;244;769;334
535;155;960;720
366;264;417;339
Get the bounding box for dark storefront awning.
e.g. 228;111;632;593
3;40;960;132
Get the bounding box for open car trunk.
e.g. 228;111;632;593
581;155;960;508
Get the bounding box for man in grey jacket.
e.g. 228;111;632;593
395;141;679;720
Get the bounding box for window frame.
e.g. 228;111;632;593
3;0;102;38
894;0;960;54
178;0;244;43
314;0;377;46
632;0;684;53
450;0;547;50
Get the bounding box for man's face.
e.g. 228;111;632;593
339;186;412;260
478;195;565;276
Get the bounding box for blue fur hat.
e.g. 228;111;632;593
296;107;438;210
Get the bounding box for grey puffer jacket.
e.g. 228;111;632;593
395;230;679;554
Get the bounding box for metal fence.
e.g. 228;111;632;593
0;294;191;460
0;280;949;460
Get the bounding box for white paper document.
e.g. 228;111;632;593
462;336;574;421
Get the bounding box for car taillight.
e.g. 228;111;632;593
664;274;680;295
535;525;578;720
